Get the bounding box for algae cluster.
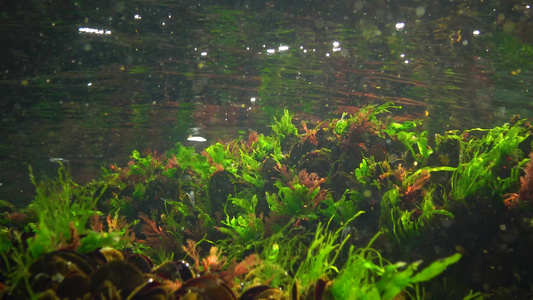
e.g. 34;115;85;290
1;103;533;299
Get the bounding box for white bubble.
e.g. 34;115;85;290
187;136;207;142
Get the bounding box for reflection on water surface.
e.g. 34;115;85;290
0;0;532;202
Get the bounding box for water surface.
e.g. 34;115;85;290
1;0;532;203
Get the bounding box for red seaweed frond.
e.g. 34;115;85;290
107;214;126;232
89;213;103;232
274;163;293;182
182;239;201;272
231;254;261;278
247;130;259;148
297;169;326;193
139;213;178;253
201;246;227;274
164;155;179;171
139;213;162;237
182;240;228;275
402;170;431;208
394;164;407;182
58;222;81;251
505;152;533;209
312;189;329;208
202;149;225;173
302;121;318;145
503;193;519;209
219;254;262;288
235;130;259;154
107;214;136;243
519;152;533;203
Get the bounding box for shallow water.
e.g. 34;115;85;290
1;0;532;203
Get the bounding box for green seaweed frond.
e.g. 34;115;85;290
27;163;106;257
360;101;401;121
167;143;211;182
219;213;264;248
450;121;530;202
294;213;364;288
129;150;162;178
376;253;461;300
203;143;236;171
355;156;379;186
334;102;401;138
395;130;433;164
270;109;298;140
330;232;387;298
333;112;350;135
0;232;36;299
332;231;461;299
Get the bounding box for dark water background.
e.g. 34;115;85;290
1;0;532;204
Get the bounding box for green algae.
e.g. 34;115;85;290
1;103;532;298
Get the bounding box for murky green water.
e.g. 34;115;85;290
1;0;532;202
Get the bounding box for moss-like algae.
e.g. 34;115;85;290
2;103;531;299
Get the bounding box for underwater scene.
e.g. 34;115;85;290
1;0;533;299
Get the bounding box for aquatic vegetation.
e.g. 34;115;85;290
330;233;461;300
0;166;137;298
355;156;380;187
449;120;532;202
396;130;433;164
0;232;36;299
270;109;298;142
384;118;434;166
218;210;264;256
138;213;181;257
294;216;360;288
266;164;330;220
503;152;533;208
334;102;400;138
26;163;125;258
518;152;533;203
2;104;533;298
381;183;453;244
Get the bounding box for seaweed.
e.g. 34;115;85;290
503;152;533;208
450;121;531;202
26;163;115;257
294;215;362;288
354;156;379;187
266;165;329;219
270;109;298;141
3;105;533;298
0;232;36;299
331;234;461;300
396;130;433;164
